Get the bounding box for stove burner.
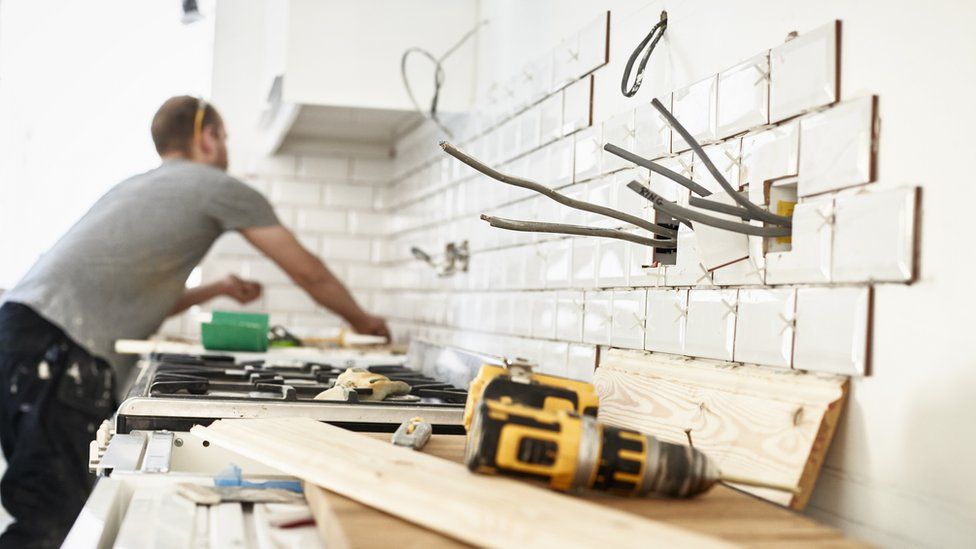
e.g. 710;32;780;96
146;355;469;406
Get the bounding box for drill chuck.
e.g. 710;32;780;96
466;400;720;498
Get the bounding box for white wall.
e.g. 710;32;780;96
0;0;216;289
375;1;975;547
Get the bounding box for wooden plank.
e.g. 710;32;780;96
191;418;730;548
303;483;353;549
332;434;861;547
305;484;464;548
593;349;849;510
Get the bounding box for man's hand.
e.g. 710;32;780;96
351;314;391;340
220;274;262;304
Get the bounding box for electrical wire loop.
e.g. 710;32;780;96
401;20;488;138
620;11;668;97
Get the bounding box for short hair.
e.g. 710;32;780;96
150;95;222;155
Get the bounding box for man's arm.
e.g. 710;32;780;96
240;225;389;338
169;275;262;316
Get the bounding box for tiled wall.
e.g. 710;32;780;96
159;150;391;339
372;16;917;382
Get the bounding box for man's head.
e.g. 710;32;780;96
151;95;228;171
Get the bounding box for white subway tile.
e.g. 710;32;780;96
549;137;576;187
596;239;628;288
556;290;585;342
539;92;564;145
793;286;871;376
531;292;558;340
584;177;614;228
769;21;839;122
684;289;737;361
573;125;602;182
765;199;834;284
351;157;392;182
544;239;573;289
321;236;373;262
519;106;542;154
634;96;671;160
266;286;316;312
271;180;321;204
694;140;742;194
252;155;298;177
741;122;799;204
602;109;637;172
323;183;374;208
348;211;388;236
644;289;687;354
717;52;770;138
511;293;533;336
611;289;646;350
298;155;349;180
577;11;610;77
566;344;596;381
672;75;718;152
582;290;612;345
571;238;598;288
798;96;877;197
734;288;796;367
832;187;918;283
295;208;347;233
562;76;592;136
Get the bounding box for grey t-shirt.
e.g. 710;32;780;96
2;159;279;376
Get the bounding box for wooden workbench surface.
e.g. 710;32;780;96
310;434;864;548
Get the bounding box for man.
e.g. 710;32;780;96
0;96;389;547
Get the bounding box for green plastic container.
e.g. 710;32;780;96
201;311;270;352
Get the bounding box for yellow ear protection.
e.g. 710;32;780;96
193;97;209;146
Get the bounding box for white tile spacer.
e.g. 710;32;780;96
631;312;646;328
778;313;797;334
723;147;743;168
721;300;738;319
815;208;836;230
695;263;712;285
752;64;771;86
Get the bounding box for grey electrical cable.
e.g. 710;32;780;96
401;20;488;138
688;196;754;219
650;98;792;227
603;143;711;196
626;181;792;237
620;11;668;97
480;215;674;248
440;141;677;238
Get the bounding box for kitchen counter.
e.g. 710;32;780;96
307;434;865;547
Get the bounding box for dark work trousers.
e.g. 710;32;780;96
0;302;115;548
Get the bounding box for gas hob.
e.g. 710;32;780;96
115;341;500;435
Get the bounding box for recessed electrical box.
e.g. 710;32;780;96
766;179;797;253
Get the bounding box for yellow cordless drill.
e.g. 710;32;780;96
464;399;721;497
462;361;789;498
462;361;599;431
